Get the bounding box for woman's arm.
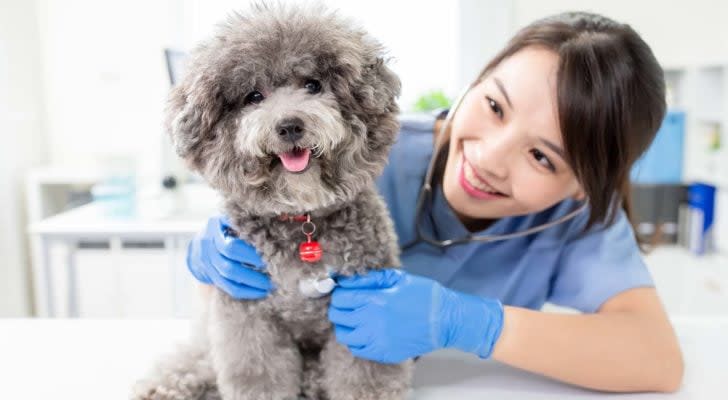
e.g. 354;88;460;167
493;287;684;392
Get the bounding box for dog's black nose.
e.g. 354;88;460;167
277;117;305;143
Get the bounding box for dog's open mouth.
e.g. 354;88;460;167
277;146;311;173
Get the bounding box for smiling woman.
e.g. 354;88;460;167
443;48;584;228
437;14;665;233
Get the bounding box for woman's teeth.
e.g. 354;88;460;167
464;161;502;195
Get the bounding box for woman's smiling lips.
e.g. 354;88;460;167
458;154;508;200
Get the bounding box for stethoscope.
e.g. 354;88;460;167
401;84;589;251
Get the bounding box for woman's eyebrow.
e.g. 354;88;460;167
493;77;513;110
539;137;566;161
492;77;565;162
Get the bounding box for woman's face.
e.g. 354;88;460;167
442;47;585;224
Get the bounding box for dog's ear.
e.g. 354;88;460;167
165;73;225;160
344;56;402;162
360;57;401;114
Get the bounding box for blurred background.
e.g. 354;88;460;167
1;0;727;319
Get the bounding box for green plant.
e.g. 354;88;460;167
412;90;451;112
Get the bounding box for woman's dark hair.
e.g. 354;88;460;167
437;12;666;233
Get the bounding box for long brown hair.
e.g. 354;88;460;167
437;12;666;232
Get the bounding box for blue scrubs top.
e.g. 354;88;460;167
375;115;654;313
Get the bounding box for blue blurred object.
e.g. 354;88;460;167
91;175;136;217
631;110;686;184
687;182;716;255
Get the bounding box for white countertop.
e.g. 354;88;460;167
28;201;208;237
1;317;725;399
28;184;220;238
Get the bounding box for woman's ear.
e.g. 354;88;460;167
572;185;587;201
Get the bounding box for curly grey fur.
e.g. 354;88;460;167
133;3;411;399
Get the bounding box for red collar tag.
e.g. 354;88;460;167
279;213;322;263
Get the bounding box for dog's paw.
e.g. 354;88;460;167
130;379;218;400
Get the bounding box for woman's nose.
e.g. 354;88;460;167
472;130;513;180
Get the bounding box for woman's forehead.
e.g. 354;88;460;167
488;47;559;100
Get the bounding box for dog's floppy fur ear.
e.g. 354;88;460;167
361;57;401;114
355;56;402;153
165;70;225;162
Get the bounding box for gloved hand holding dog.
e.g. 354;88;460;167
329;269;504;364
186;215;273;299
188;218;504;363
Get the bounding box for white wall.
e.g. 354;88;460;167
454;0;513;90
0;0;47;316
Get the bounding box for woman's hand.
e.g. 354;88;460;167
328;269;504;363
186;215;273;299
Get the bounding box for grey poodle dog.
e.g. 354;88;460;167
132;3;412;400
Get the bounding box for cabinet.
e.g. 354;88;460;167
662;65;728;251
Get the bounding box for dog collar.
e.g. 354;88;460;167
278;213;309;222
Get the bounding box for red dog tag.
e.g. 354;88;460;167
299;240;322;263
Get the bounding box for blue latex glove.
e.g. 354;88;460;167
328;269;504;364
186;215;273;299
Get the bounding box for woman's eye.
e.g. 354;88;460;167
486;96;503;119
243;91;264;106
530;149;556;172
304;79;322;94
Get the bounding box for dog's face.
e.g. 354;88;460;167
167;4;401;215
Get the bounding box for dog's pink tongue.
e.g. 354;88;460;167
278;148;311;172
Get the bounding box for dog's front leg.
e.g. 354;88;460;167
208;290;302;400
319;333;413;400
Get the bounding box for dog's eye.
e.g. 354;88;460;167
243;91;264;106
304;79;322;95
